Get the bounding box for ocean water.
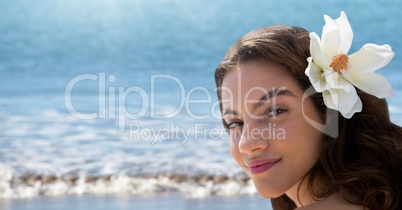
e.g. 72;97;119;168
0;0;401;202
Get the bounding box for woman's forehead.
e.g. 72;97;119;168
221;61;300;98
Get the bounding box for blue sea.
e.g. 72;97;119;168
0;0;401;209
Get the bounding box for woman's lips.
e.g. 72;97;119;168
246;159;281;174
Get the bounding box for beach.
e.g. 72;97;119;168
0;194;271;210
0;0;401;209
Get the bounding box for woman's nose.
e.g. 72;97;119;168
238;121;270;154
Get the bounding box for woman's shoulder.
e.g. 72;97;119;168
295;193;368;210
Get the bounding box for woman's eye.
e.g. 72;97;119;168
227;121;243;129
267;107;287;117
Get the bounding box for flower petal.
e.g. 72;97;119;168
323;70;352;92
340;70;353;84
309;32;330;69
335;11;353;55
322;15;341;59
349;72;395;98
322;90;337;110
338;79;361;115
341;96;362;119
322;78;362;118
349;43;394;74
324;70;338;88
305;57;326;92
335;79;358;111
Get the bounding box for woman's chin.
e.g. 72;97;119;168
254;184;284;198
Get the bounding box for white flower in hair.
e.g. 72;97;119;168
305;11;395;119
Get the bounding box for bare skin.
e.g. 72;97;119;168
220;60;367;209
296;193;367;210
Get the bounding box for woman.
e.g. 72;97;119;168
215;12;402;209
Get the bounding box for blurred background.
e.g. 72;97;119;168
0;0;401;209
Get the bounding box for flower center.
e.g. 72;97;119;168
330;54;349;74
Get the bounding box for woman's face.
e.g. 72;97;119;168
220;60;323;198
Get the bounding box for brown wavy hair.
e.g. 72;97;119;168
215;25;402;210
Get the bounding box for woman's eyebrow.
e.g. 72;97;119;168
251;88;295;112
222;89;294;117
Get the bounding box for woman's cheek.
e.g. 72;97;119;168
230;137;241;161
